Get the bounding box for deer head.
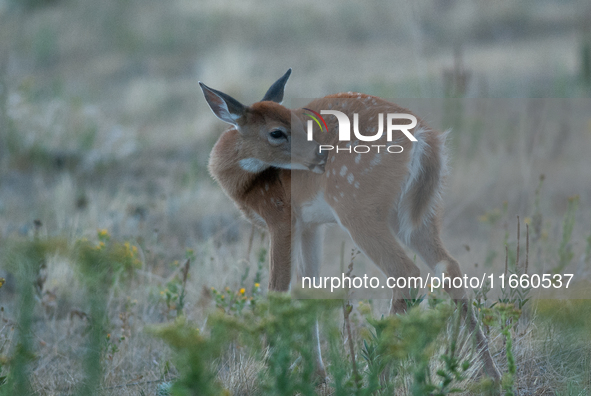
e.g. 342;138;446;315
199;69;327;174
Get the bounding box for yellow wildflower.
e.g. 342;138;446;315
254;283;260;288
239;288;246;295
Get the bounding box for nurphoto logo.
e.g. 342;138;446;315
305;106;418;154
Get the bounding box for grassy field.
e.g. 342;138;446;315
1;0;591;394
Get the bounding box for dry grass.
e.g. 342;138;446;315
1;0;591;394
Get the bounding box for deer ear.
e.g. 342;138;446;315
261;68;292;103
199;82;246;126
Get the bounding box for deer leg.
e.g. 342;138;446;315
294;223;327;381
268;225;292;292
408;218;502;382
339;217;420;315
296;224;323;280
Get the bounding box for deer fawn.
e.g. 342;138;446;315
199;69;501;381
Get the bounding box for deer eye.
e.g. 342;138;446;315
269;129;286;140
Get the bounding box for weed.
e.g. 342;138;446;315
379;304;455;396
430;306;471;396
555;195;579;274
0;247;39;396
478;201;508;268
342;250;362;389
153;293;483;395
210;285;253;316
482;303;522;396
404;287;426;311
359;317;393;393
75;229;143;288
160;252;191;318
497;217;532;313
0;235;68;395
531;175;545;243
472;276;493;312
103;333;126;362
151;317;227;396
209;247;266;316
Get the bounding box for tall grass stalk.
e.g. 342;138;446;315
555;195;579;273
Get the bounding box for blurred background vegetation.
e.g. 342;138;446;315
1;0;591;394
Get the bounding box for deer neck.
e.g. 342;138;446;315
208;128;280;200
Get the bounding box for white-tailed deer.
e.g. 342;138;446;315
199;69;501;381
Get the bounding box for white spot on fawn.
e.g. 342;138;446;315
355;154;361;164
347;173;354;184
340;166;347;176
265;183;269;191
370;153;381;167
354;181;360;189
